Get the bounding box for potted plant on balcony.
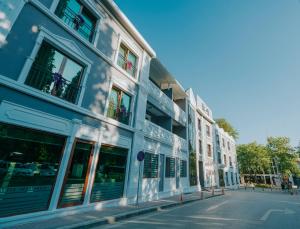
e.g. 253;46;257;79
73;14;85;30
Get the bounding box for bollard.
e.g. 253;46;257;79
180;193;183;202
221;187;225;195
212;187;215;196
200;191;204;199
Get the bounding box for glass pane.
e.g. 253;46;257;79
58;141;93;208
107;88;119;120
0;123;65;217
25;42;84;104
117;45;126;69
91;146;127;202
126;52;137;76
119;92;131;125
80;9;97;41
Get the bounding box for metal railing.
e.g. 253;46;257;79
55;5;95;42
117;53;137;77
25;64;81;104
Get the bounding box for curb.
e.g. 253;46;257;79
60;193;223;229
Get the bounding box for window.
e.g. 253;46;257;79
58;140;94;208
217;152;221;164
180;160;187;177
165;157;175;178
117;43;138;77
107;87;132;125
0;123;65;217
216;134;220;146
55;0;97;42
207;144;212;157
227;142;231;151
206;125;210;137
91;145;128;202
199;140;202;155
224;155;227;166
143;153;158;178
229;156;232;167
25;41;84;104
198;119;201;132
222;138;225;148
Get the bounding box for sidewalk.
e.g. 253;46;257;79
5;190;224;229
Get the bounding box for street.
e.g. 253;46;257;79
98;190;300;229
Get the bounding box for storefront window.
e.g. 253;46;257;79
0;123;65;217
91;145;128;202
58;140;94;208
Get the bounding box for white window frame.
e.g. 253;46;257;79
50;0;102;46
105;81;136;127
17;26;92;107
114;37;141;82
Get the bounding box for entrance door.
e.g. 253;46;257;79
58;139;94;208
159;154;165;192
176;158;180;189
199;161;205;188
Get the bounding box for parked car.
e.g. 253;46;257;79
39;164;56;176
14;163;40;176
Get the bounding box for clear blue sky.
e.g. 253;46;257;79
115;0;300;146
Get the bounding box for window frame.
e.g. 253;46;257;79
143;153;159;179
106;85;133;126
18;28;92;107
50;0;102;45
165;157;175;178
115;39;140;80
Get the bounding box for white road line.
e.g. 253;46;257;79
206;200;228;212
260;208;295;221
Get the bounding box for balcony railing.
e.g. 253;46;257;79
147;81;186;125
56;6;95;42
117;53;137;77
25;64;81;104
144;120;187;150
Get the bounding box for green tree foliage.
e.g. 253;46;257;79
266;137;300;177
215;118;239;140
237;142;271;182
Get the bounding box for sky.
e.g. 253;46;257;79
115;0;300;146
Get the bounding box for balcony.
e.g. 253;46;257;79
143;120;187;151
147;80;186;125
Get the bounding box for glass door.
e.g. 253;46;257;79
58;139;94;208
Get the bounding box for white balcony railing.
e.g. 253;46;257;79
144;120;188;151
147;81;186;125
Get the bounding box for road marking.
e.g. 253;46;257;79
260;208;295;221
206;200;228;212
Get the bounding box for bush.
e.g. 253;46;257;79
254;183;272;189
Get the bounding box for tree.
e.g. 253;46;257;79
237;142;271;183
215;118;239;140
266;137;300;177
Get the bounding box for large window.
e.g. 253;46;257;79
0;123;65;217
107;87;132;125
224;155;227;166
58;140;94;208
143;153;158;178
165;157;175;178
55;0;97;42
25;41;84;104
117;43;138;77
199;140;202;155
180;160;187;178
90;145;128;202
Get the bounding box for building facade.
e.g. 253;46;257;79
0;0;238;226
214;125;240;189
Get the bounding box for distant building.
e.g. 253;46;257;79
214;125;240;189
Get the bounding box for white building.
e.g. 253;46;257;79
214;125;240;189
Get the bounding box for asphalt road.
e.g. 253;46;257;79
97;190;300;229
